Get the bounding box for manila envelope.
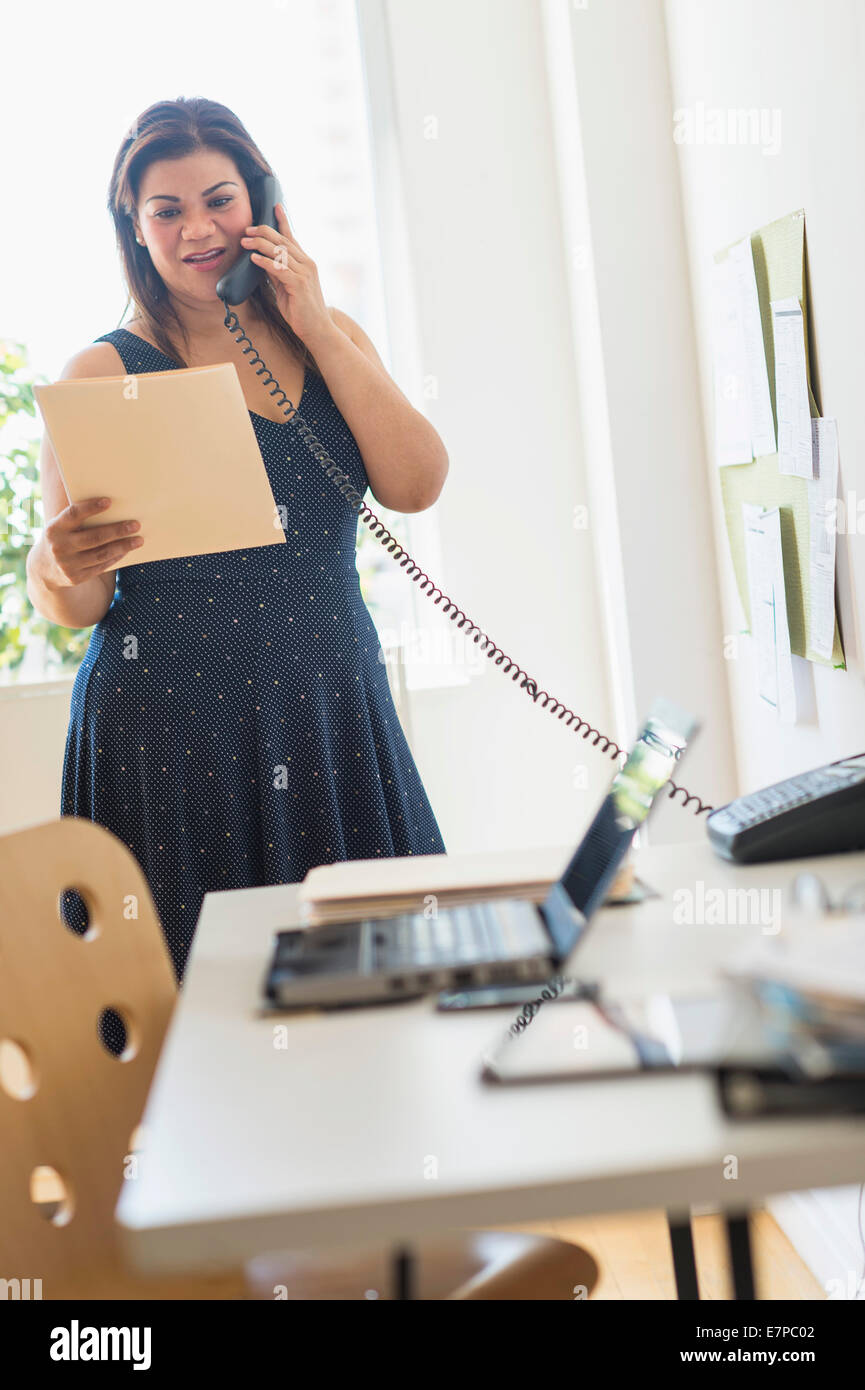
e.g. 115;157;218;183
35;362;286;566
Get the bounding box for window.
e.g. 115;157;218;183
0;0;412;684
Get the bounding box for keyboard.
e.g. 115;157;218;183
715;767;865;831
273;899;551;977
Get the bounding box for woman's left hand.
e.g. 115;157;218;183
241;205;333;350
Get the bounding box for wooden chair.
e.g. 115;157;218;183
0;817;598;1300
0;815;250;1298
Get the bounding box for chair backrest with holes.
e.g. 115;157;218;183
0;816;177;1296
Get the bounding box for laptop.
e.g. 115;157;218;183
262;696;697;1009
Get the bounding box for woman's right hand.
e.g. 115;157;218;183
43;496;144;588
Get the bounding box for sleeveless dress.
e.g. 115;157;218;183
60;326;447;1002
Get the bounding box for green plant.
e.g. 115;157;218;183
0;340;91;677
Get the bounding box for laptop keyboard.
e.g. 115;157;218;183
275;900;550;976
375;900;552;970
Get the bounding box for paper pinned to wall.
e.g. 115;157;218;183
742;503;798;723
710;255;752;465
716;209;845;669
808;418;840;662
772;297;814;478
729;235;776;457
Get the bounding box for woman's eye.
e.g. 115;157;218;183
153;197;232;220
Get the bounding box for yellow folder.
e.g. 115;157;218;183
34;362;286;566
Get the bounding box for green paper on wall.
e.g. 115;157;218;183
715;208;845;668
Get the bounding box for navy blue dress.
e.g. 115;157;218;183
61;327;446;997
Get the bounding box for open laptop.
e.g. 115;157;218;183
262;697;697;1009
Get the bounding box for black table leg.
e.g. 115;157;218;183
667;1213;700;1299
392;1245;415;1300
725;1213;756;1300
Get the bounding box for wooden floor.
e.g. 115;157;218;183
512;1208;825;1300
31;1171;823;1299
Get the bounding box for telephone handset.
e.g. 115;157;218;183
215;173;284;306
217;176;710;817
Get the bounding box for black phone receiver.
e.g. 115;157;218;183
216;173;284;306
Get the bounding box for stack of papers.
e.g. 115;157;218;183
297;846;639;926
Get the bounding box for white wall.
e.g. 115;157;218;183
360;0;617;855
664;0;865;1295
540;0;738;840
666;0;865;790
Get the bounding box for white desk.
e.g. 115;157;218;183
117;842;865;1277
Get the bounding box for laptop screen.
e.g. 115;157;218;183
544;698;697;948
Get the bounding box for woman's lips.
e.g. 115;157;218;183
183;248;226;270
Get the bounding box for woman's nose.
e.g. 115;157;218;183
182;220;217;239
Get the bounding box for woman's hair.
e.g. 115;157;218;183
108;96;320;377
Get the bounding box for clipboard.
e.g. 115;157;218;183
34;362;286;566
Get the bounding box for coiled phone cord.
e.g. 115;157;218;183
222;302;713;817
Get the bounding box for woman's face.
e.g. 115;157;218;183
134;149;255;303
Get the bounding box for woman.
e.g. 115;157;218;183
26;97;449;1009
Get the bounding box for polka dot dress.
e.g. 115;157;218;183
60;327;447;1043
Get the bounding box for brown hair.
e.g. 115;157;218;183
107;96;320;377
